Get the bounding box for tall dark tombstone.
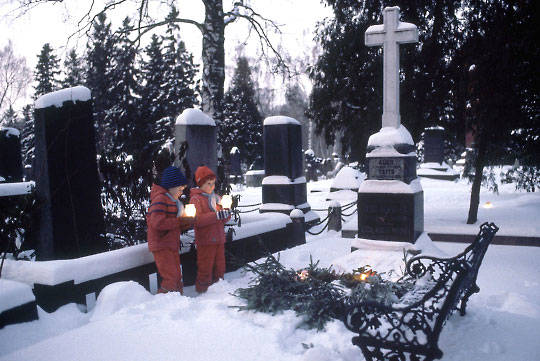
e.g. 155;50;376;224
174;108;217;186
229;146;241;183
423;127;445;164
33;86;105;260
358;7;423;243
0;127;23;182
418;126;459;181
261;116;312;215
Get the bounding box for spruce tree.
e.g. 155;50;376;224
140;34;169;146
20;105;34;166
1;106;18;128
457;0;539;223
61;49;85;88
33;43;60;99
161;5;198;121
86;13;116;153
220;57;263;165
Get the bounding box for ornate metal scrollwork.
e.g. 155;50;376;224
344;222;499;361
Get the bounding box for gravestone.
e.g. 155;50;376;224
245;156;264;187
0;127;23;182
34;86;105;260
418;126;459;181
261;116;312;215
357;7;423;243
229;146;241;183
174;109;217;186
304;149;318;182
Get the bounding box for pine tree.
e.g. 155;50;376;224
20;104;34;166
61;49;85;88
457;0;539;223
106;17;142;155
86;13;116;153
140;34;169;146
33;43;60;99
220;57;263;165
161;5;199;121
1;106;19;128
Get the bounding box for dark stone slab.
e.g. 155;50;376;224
175;124;217;186
261;182;307;207
263;123;303;179
0;127;23;182
0;301;38;329
34;96;105;260
357;191;424;243
423;127;445;164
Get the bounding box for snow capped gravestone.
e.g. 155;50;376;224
34;86;105;260
174;108;217;185
358;7;423;243
418;126;459;181
261;116;315;219
0;127;23;182
229;146;241;182
330;166;365;192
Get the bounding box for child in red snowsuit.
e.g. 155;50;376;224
147;166;193;294
190;166;231;293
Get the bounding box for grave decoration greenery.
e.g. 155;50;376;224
233;253;416;330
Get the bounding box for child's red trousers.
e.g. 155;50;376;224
153;249;183;293
195;243;225;293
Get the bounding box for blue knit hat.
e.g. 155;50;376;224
160;166;187;189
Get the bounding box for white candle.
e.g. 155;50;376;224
185;204;196;217
221;194;232;209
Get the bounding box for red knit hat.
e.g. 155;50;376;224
195;166;216;187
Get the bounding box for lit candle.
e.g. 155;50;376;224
221;194;233;209
185;204;196;217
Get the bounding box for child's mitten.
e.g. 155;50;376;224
217;210;230;220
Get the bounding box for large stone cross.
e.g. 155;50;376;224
365;6;418;129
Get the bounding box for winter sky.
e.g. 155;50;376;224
0;0;332;104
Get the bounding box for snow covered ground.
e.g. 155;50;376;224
1;177;539;360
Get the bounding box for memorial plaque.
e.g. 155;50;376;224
369;158;404;180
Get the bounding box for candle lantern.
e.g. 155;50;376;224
185;204;197;217
220;194;233;209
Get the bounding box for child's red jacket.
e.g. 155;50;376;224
190;188;231;246
147;184;191;252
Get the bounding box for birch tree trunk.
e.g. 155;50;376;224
201;0;225;122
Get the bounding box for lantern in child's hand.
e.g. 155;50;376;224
220;194;233;209
185;204;196;217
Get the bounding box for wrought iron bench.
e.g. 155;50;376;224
343;222;499;361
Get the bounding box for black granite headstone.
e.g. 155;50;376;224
174;109;217;186
34;86;105;260
0;127;23;182
261;116;311;214
423;127;445;164
229;147;241;176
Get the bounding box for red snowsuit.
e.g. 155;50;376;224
147;184;192;293
190;188;231;293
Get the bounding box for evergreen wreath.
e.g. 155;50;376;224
233;253;417;330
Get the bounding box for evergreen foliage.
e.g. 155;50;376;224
161;6;199;119
33;43;60;99
234;254;415;330
1;106;19;128
61;49;85;88
20;105;33;166
220;57;263;165
86;13;116;153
